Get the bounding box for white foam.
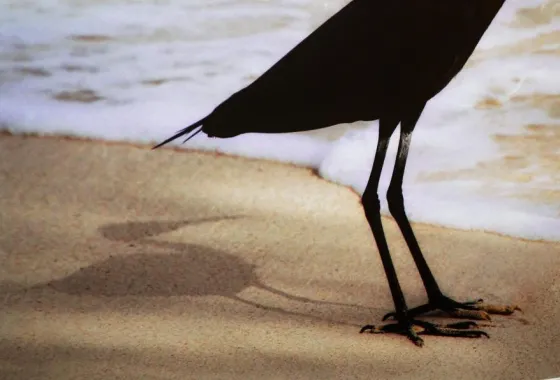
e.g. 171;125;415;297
1;0;558;241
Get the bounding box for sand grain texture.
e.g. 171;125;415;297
0;135;559;379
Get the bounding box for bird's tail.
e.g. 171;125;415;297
152;117;207;149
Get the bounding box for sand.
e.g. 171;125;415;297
0;134;559;380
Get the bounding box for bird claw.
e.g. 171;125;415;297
361;319;488;346
382;296;520;321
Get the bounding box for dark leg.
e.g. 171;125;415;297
361;116;407;324
382;105;520;322
359;114;488;346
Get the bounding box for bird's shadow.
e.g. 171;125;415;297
45;217;370;327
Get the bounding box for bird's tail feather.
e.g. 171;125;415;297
152;117;207;149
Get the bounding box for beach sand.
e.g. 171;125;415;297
1;134;559;380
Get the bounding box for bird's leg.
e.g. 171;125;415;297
382;106;520;322
359;116;488;346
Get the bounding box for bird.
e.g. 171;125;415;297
153;0;520;346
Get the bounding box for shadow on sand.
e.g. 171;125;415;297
41;217;370;327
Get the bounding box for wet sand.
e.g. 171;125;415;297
1;135;559;380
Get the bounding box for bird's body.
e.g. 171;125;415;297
154;0;519;346
156;0;505;142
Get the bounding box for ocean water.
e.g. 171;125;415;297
1;0;558;240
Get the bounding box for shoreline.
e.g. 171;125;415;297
1;131;557;244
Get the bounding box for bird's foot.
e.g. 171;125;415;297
360;319;488;347
383;295;521;321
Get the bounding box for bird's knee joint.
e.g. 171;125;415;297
386;192;404;205
361;191;381;215
386;188;405;214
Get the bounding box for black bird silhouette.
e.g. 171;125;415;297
153;0;520;346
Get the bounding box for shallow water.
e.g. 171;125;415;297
1;0;558;240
